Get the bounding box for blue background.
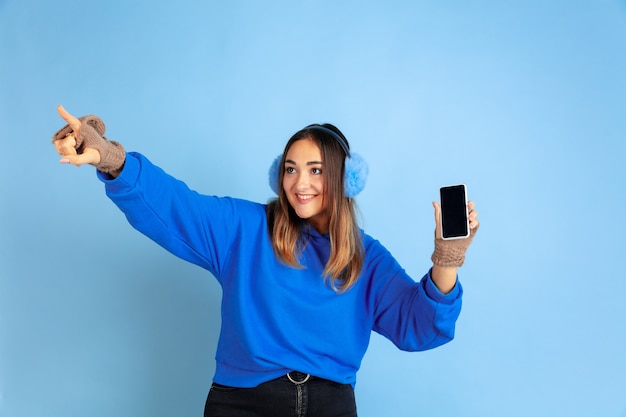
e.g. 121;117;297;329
1;1;625;416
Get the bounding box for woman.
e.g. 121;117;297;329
53;105;479;417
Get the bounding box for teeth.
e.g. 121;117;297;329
297;194;314;200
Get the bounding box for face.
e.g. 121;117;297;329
282;138;329;233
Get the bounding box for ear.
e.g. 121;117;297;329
344;152;369;198
268;154;283;194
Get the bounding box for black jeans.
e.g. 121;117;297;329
204;372;358;417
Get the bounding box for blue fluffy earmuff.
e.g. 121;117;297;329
268;152;369;198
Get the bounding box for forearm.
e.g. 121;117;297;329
431;265;457;294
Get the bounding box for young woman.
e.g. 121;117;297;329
52;105;479;417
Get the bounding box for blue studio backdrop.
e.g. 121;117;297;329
1;1;625;416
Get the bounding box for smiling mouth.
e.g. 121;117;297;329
296;193;316;203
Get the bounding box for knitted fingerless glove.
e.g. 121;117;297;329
431;223;479;267
52;115;125;174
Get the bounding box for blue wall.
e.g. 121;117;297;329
1;1;625;416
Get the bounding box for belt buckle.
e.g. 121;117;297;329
287;371;311;385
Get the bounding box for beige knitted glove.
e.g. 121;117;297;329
52;115;125;174
431;223;479;267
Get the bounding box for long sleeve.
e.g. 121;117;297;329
97;152;261;280
363;237;463;352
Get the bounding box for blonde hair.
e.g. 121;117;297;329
267;124;364;292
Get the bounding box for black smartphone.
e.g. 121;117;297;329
439;184;470;240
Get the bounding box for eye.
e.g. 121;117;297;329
284;166;296;174
311;167;323;175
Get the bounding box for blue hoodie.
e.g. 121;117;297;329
98;152;463;388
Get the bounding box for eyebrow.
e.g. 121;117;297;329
284;159;324;166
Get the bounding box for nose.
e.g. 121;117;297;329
296;172;310;189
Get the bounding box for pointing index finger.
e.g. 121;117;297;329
57;104;82;133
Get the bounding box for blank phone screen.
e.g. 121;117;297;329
440;185;468;239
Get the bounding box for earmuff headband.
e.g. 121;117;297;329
305;125;351;157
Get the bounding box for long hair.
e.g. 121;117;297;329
266;124;364;292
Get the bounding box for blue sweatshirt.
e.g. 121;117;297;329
98;152;463;388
